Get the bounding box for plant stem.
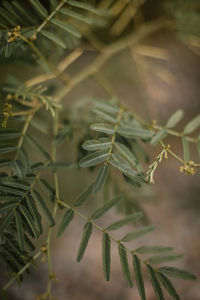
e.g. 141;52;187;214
59;200;152;266
105;106;124;164
160;141;185;164
45;110;59;297
154;125;198;143
31;0;67;39
14;106;40;161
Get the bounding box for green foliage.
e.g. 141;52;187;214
0;0;199;299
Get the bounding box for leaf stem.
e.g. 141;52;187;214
44;110;59;297
14;106;40;161
58;200;153;268
105;106;124;164
31;0;67;40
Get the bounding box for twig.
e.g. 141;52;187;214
54;19;173;102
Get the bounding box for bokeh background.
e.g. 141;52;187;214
0;0;200;299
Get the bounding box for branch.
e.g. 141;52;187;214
54;19;173;102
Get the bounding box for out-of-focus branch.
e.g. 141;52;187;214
54;19;173;102
26;49;83;87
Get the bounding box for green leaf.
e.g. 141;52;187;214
110;155;144;183
18;148;31;175
146;264;164;300
31;189;55;226
0;196;21;202
51;19;81;38
0;201;18;214
0;210;14;234
150;129;167;146
15;210;25;251
183;115;200;134
93;108;117;123
166;110;184;128
39;178;55;196
31;162;45;172
122;225;155;242
182;136;190;162
0;178;30;191
16;5;36;25
67;0;107;15
148;254;183;264
54;126;71;147
0;130;20;140
31;118;49;134
118;243;133;287
90;123;115;135
133;255;146;300
19;205;39;238
29;0;48;18
60;8;94;24
74;183;94;207
26;196;43;235
79;150;109;168
50;0;58;8
24;234;35;251
26;134;51;160
118;127;153;140
0;160;11;168
82;139;111;151
157;272;180;300
159;266;197;281
106;212;143;231
0;146;18;154
93;99;119;114
77;222;92;262
115;142;138;167
41;30;67;49
2;1;21;21
91;195;122;219
136;246;173;254
12;160;25;179
102;233;111;281
56;210;74;237
93;164;109;193
0;185;26;197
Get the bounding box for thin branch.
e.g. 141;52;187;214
44;110;59;297
105;107;124;164
30;0;67;40
14;105;41;161
25;49;83;87
54;19;173;102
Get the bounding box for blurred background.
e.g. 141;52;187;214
0;0;200;299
